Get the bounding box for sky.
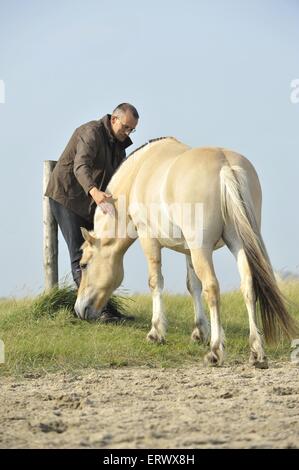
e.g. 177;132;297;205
0;0;298;298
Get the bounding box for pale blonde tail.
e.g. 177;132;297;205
220;165;298;343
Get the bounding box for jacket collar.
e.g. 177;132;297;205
101;114;133;150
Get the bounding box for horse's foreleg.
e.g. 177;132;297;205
190;248;225;366
140;238;166;343
186;255;209;344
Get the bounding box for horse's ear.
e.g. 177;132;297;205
80;227;96;245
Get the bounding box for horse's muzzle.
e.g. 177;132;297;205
74;296;102;321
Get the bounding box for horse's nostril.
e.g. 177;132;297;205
83;306;90;320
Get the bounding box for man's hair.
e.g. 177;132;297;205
112;103;139;120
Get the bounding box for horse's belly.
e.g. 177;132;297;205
158;236;189;252
158;237;225;253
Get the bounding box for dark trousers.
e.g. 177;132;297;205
49;198;93;287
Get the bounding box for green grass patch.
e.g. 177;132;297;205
0;282;299;376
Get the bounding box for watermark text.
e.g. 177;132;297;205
0;80;5;104
291;339;299;364
290;79;299;104
93;197;204;248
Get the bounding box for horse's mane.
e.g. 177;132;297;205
127;136;176;158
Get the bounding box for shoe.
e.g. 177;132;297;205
98;308;135;324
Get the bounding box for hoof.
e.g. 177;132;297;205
191;328;209;344
147;332;165;344
204;351;222;367
249;352;268;369
253;360;269;369
191;329;202;342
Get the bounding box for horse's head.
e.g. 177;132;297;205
74;228;124;320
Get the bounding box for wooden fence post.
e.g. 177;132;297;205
43;160;58;291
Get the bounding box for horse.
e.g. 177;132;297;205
74;137;298;367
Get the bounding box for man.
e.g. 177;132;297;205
45;103;139;321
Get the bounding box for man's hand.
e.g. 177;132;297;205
89;187;114;215
89;187;112;205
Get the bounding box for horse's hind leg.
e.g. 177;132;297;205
139;237;166;344
190;248;225;366
185;255;209;343
237;248;268;368
224;232;268;368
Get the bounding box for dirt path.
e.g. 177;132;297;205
1;361;299;449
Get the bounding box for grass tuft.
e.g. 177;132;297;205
30;285;131;318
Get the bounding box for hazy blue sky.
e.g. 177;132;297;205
0;0;298;297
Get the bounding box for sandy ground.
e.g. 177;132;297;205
1;361;299;449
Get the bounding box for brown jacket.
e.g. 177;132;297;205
45;114;132;222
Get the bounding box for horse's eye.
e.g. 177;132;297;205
80;263;88;270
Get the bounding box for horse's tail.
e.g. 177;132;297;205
220;164;298;343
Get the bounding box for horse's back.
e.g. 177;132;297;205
164;147;261;208
129;143;261;211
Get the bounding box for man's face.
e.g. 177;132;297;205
110;111;138;142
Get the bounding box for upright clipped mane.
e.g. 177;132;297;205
127;136;176;158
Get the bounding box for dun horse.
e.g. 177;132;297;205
75;137;297;367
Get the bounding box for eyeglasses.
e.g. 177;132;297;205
115;116;136;134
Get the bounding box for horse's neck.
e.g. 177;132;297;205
108;148;147;199
103;138;185;251
108;138;188;199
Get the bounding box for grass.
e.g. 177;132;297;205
0;282;299;376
